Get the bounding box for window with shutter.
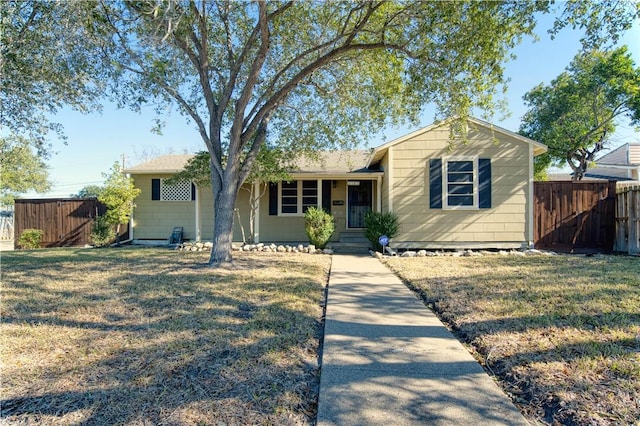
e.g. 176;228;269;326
430;158;491;210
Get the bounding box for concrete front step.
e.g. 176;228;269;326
339;231;369;243
329;242;371;253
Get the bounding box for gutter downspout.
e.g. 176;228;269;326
528;145;535;248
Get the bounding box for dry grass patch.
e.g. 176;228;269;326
383;254;640;426
1;247;330;425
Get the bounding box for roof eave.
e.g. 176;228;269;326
366;116;548;166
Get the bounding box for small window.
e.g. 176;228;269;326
444;158;477;208
279;180;319;215
161;179;192;201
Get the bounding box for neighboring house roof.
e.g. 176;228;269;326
545;173;609;181
586;142;640;181
366;116;547;167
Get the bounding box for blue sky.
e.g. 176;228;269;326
29;17;639;198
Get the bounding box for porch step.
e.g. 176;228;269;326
328;231;371;253
338;231;369;244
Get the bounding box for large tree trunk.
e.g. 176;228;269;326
209;181;238;267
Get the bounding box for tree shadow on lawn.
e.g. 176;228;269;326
1;250;327;424
389;257;640;424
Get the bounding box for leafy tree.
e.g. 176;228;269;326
72;185;104;199
0;136;51;204
1;1;104;157
167;147;290;243
98;162;141;246
520;46;640;180
10;1;638;266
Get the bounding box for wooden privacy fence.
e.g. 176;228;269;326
14;198;129;248
534;181;616;252
614;185;640;255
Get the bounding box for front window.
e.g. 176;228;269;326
279;180;318;215
444;158;477;208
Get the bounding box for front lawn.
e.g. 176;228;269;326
383;254;640;425
1;247;330;425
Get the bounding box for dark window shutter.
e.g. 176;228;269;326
152;179;161;200
191;183;196;201
269;182;278;215
478;159;491;209
322;180;332;213
429;159;442;209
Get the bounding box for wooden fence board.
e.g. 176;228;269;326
534;181;616;252
14;199;129;248
615;185;640;255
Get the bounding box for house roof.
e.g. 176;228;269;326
290;150;372;174
125;117;547;176
366;116;547;167
125;151;377;177
125;154;194;174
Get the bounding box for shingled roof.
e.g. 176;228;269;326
125;155;194;174
125;150;376;175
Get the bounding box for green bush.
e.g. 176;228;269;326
91;216;116;248
364;211;400;252
304;207;335;249
17;229;43;249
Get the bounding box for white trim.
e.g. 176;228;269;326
388;146;394;211
528;145;534;248
253;182;260;243
442;156;479;210
278;180;320;216
376;175;382;213
195;186;201;242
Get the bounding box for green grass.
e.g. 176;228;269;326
1;247;331;425
383;254;640;425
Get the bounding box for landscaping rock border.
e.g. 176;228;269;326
177;241;333;254
371;248;560;258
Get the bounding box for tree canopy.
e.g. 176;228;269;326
0;136;51;204
98;162;141;244
1;1;104;157
520;46;640;180
5;0;638;266
71;185;104;199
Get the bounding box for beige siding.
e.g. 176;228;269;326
386;124;531;248
599;144;630;164
630;144;640;164
257;178;379;242
131;174;196;240
132;175;249;242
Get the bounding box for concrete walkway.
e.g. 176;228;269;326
317;254;528;426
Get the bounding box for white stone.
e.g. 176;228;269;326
277;245;286;252
417;250;427;257
401;251;416;257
